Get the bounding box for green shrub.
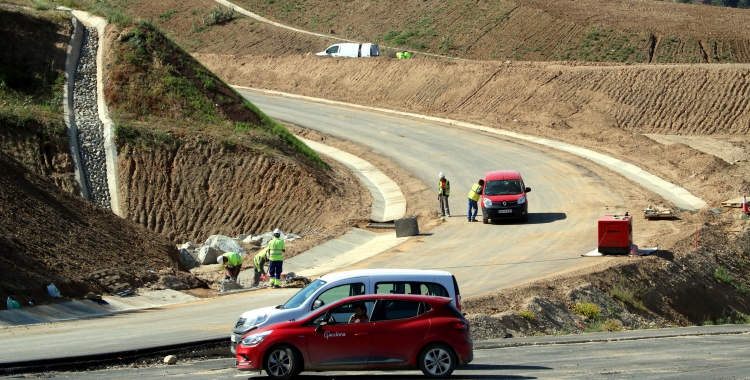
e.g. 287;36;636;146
518;310;534;321
573;302;602;319
207;6;235;26
602;319;622;332
714;266;733;284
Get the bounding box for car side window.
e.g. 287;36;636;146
314;283;365;309
370;300;426;321
326;46;339;54
376;282;449;297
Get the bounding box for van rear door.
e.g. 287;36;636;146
452;275;462;311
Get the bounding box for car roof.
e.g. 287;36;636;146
331;294;453;305
484;170;521;180
318;269;453;282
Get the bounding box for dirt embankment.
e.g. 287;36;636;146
117;136;370;253
0;152;200;305
134;0;750;63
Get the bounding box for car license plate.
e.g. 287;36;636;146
497;209;512;213
230;334;236;342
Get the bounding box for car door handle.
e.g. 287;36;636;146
354;333;369;337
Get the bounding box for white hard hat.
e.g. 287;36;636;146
216;255;224;264
439;172;445;179
273;228;282;235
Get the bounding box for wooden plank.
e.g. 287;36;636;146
721;197;745;208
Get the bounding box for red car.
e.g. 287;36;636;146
236;294;473;379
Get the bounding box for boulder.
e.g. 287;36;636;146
179;248;199;270
180;241;198;250
198;246;220;265
204;235;246;255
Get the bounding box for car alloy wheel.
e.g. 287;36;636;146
265;345;300;380
419;343;456;378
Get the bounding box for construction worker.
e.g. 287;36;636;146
268;228;286;288
252;247;269;287
467;179;484;222
438;172;451;218
217;251;242;282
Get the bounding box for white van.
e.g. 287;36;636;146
316;43;380;57
230;269;461;353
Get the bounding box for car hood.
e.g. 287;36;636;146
315;51;328;56
485;194;523;203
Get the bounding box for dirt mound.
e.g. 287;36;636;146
0;151;200;305
466;219;750;338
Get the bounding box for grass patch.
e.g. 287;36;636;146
572;302;601;320
610;277;647;311
518;309;534;321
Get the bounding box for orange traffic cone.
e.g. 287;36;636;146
743;194;748;214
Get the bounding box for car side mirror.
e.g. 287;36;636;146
525;187;531;193
313;300;324;310
315;321;327;332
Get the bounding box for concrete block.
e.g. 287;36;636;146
395;217;419;238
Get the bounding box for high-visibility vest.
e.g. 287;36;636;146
222;252;242;268
396;52;404;59
254;248;268;271
468;183;482;202
438;180;450;196
268;238;285;261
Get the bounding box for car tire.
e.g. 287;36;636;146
482;215;488;224
418;343;456;378
264;344;302;380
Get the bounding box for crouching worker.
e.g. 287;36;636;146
253;247;270;287
217;251;243;282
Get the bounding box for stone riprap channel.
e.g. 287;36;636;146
73;26;111;209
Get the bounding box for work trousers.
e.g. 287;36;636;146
439;194;450;216
468;199;478;221
269;261;283;284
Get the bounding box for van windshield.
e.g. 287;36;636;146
282;279;327;309
484;180;523;196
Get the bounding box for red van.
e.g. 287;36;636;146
480;170;530;224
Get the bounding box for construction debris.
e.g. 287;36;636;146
643;205;674;219
90;270;134;297
720;197;746;208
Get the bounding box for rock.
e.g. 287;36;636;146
197;246;220;265
220;280;244;292
164;355;178;365
158;275;189;290
180;241;198;251
236;234;249;241
204;235;246;255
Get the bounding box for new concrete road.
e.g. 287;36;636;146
239;89;616;295
27;326;750;379
0;90;690;367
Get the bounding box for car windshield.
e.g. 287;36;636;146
282;279;327;309
484;180;523;196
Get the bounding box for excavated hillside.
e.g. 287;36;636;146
123;0;750;63
102;22;370;246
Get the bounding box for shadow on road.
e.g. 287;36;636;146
291;364;548;379
488;212;567;225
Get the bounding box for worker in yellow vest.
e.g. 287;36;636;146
268;228;286;288
217;251;243;282
438;172;451;218
253;247;270;287
467;179;484;222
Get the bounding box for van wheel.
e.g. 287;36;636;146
419;343;456;378
265;344;301;380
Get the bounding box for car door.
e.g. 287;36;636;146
368;300;431;364
305;301;375;365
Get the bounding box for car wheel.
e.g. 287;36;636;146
265;344;301;380
482;215;488;224
419;343;456;378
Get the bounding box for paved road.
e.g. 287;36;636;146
239;90;616;295
28;327;750;379
0;91;619;364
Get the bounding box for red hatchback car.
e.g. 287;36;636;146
236;294;473;379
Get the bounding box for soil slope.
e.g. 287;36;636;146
128;0;750;63
0;151;191;305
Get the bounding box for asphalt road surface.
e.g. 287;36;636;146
238;90;617;296
27;330;750;379
0;91;627;365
